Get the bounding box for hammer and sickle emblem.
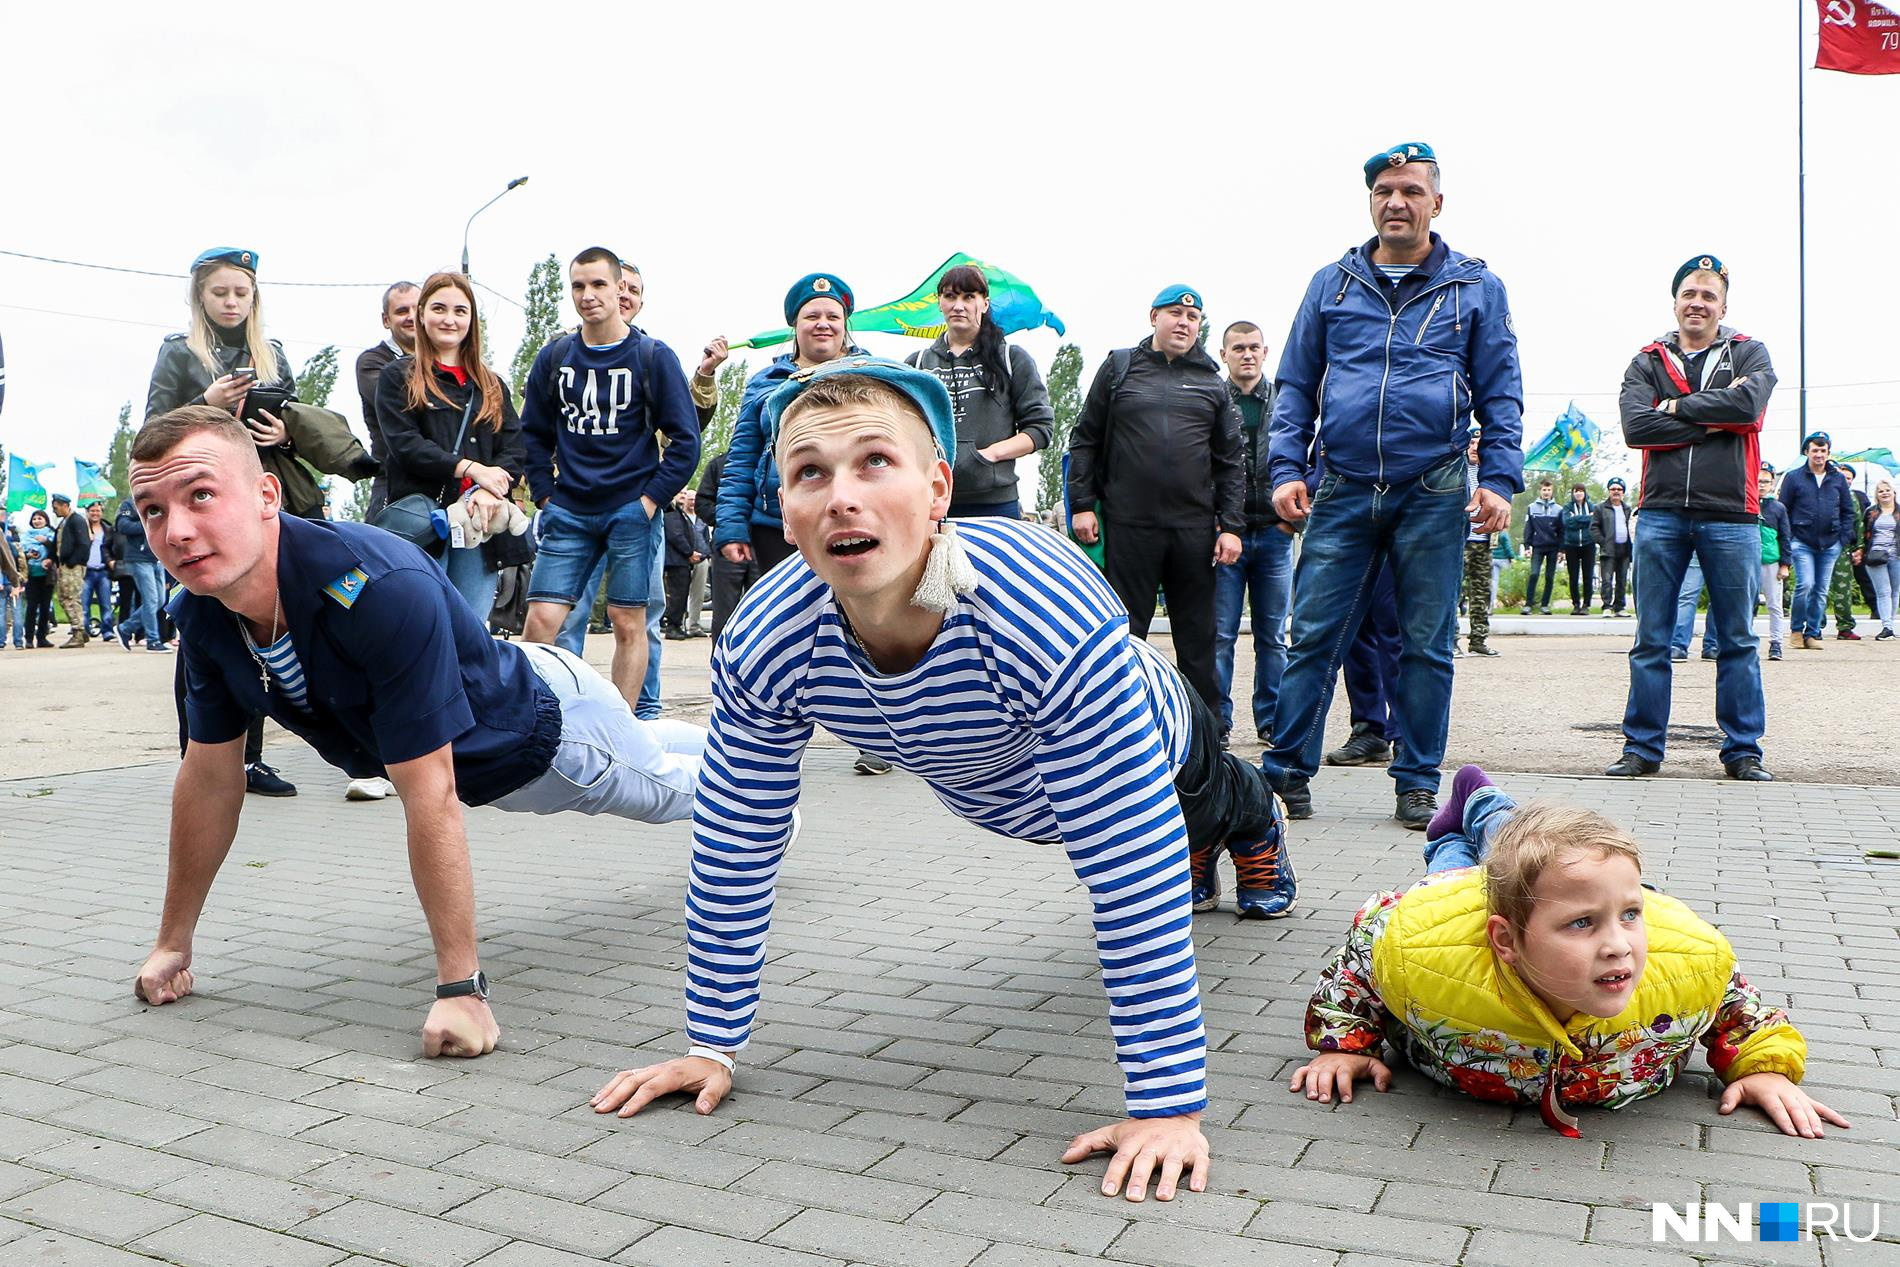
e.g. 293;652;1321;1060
1825;0;1856;27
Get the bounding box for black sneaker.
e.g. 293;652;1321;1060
245;762;298;797
852;751;893;776
1324;731;1391;767
1878;629;1895;642
1394;788;1436;831
1279;776;1313;820
1701;645;1717;661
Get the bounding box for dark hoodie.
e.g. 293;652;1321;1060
1067;336;1244;532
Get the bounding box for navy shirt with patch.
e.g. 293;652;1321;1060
172;515;560;804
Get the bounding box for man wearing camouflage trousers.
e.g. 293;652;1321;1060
1461;433;1498;656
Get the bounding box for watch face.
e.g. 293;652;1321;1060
473;971;489;998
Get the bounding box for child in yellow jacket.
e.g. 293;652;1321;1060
1290;766;1850;1138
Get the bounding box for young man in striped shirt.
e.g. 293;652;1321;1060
592;358;1297;1202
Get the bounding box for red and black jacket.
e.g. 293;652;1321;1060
1617;327;1775;524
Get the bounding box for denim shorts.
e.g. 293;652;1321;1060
527;497;660;608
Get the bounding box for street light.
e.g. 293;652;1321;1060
461;176;529;280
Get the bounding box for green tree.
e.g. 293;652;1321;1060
511;254;564;401
1036;343;1084;513
298;346;339;408
105;402;135;515
692;358;749;486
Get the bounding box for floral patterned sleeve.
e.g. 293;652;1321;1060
1701;969;1806;1083
1304;891;1403;1055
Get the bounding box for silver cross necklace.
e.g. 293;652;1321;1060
241;592;283;694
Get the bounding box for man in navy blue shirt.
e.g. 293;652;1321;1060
519;247;701;710
129;406;706;1060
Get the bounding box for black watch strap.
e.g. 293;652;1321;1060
435;971;489;1000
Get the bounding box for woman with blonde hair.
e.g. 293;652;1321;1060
145;246;303;796
1864;478;1900;640
375;272;523;620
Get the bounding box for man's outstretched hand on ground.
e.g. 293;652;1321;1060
134;948;194;1005
592;1055;733;1117
422;996;500;1058
1061;1112;1209;1202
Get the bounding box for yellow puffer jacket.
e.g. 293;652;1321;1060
1306;868;1805;1134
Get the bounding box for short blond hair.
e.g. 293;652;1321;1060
1484;803;1643;929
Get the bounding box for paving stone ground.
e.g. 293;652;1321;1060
0;748;1894;1266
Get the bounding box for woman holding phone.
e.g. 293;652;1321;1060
145;245;303;797
375;272;524;620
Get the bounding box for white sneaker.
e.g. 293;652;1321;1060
346;777;395;801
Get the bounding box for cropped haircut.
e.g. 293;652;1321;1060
776;375;935;465
1222;320;1263;345
131;404;263;475
570;246;622;279
382;280;419;315
1483;803;1644;931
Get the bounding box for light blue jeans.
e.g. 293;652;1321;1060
1788;540;1843;639
1423;787;1517;874
491;643;704;821
1870;555;1900;632
442;545;500;626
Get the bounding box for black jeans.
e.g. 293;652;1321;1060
1566;543;1596;609
663;564;694;630
23;575;54;643
1106;522;1221;713
1174;675;1278;850
1526;546;1559;608
708;550;760;644
1599;545;1630;612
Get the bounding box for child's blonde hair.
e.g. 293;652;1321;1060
1484;803;1643;929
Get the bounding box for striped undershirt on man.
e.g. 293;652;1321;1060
240;627;310;709
684;516;1209;1117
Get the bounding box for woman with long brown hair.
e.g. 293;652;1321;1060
375;271;523;620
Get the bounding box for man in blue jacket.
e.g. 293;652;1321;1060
1777;433;1858;650
1263;142;1524;828
519;248;701;710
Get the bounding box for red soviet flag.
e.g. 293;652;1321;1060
1817;0;1900;74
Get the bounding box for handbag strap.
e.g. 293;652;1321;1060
438;383;480;505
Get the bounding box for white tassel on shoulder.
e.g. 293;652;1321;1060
911;519;979;613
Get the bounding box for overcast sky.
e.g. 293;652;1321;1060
4;1;1896;516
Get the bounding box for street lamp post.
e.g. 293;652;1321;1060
461;176;529;280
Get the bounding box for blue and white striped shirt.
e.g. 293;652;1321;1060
687;517;1208;1116
241;627;310;710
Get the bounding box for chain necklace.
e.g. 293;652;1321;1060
240;591;283;695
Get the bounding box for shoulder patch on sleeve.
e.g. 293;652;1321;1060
323;567;371;608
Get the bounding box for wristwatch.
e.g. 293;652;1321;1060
435;971;489;1001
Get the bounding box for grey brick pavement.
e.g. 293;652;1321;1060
0;748;1893;1265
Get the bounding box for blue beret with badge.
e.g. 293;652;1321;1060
1363;141;1437;187
1150;283;1204;310
762;355;957;467
192;246;259;273
784;272;855;324
1671;254;1728;297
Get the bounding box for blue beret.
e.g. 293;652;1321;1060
784;272;855;324
1804;431;1832;449
1606;477;1626;490
192;247;259;273
1671;254;1728;296
1151;284;1204;310
1363;141;1437;187
763;356;957;468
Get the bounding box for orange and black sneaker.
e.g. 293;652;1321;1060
1188;841;1225;913
1230;799;1297;919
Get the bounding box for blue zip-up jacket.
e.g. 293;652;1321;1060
1268;235;1525;499
519;327;701;516
1776;463;1856;552
714;345;864;550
